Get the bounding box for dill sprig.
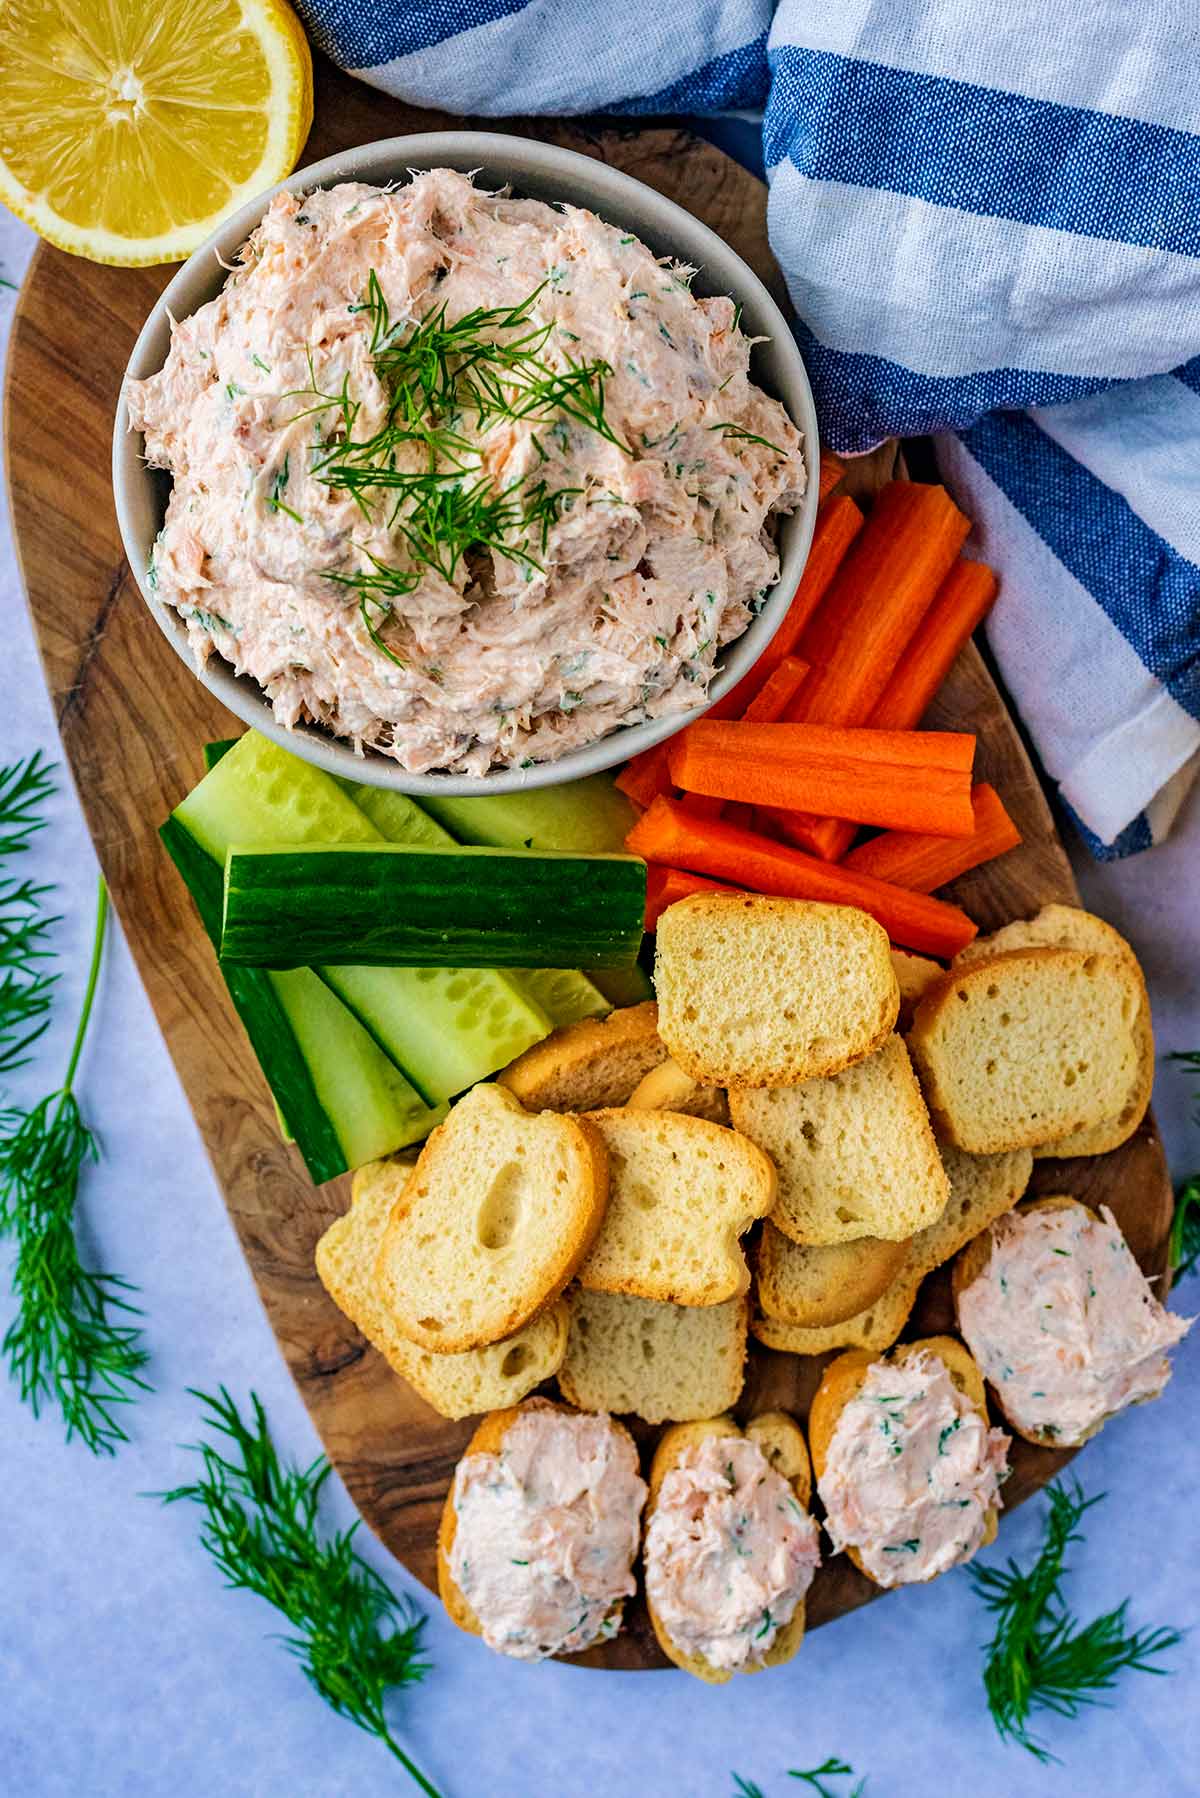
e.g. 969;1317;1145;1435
1168;1050;1200;1284
733;1759;866;1798
1169;1175;1200;1285
0;875;149;1452
161;1388;441;1796
0;751;59;1073
970;1479;1181;1761
289;269;625;630
709;421;787;458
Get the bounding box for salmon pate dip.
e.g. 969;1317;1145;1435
128;170;807;776
447;1402;646;1660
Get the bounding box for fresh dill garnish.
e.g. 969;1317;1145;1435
282;269;626;632
321;550;417;667
733;1758;866;1798
710;421;787;457
0;273;16;292
250;353;272;374
1167;1051;1200;1283
0;752;58;1073
267;455;303;525
970;1480;1181;1761
160;1388;441;1795
0;872;149;1453
1169;1175;1200;1284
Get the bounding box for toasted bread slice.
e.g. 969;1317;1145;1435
576;1108;775;1305
557;1288;748;1423
954;906;1152;1157
890;947;943;1028
497;1002;666;1111
375;1084;608;1353
908;948;1143;1153
751;1144;1032;1355
316;1156;567;1418
752;1275;922;1355
437;1399;641;1650
808;1336;998;1585
730;1035;948;1245
755;1223;909;1327
644;1411;814;1682
627;1056;730;1125
654;894;898;1089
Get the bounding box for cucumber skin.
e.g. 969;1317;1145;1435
419;775;637;854
221;845;647;971
159;817;346;1185
187;735;552;1100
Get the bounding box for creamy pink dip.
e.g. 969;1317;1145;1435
449;1400;647;1660
127;170;806;775
957;1203;1193;1446
817;1354;1009;1587
644;1434;820;1671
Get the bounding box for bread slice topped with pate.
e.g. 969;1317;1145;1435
576;1108;775;1306
316;1154;568;1419
907;948;1144;1154
809;1336;1010;1588
375;1083;608;1353
654;894;899;1088
952;1194;1193;1448
438;1398;647;1661
643;1411;820;1681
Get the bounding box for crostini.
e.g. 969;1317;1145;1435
809;1336;1009;1587
952;1195;1192;1448
438;1398;646;1660
643;1410;820;1681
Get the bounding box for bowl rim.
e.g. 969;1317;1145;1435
112;129;819;795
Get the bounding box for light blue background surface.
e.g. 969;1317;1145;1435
1;205;1198;1798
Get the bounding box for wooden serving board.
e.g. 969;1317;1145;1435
6;56;1172;1670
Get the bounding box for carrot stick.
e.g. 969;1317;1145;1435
804;559;1000;862
616;494;864;807
679;662;811;822
668;721;977;837
818;452;846;501
677;791;726;819
742;657;810;723
626;798;978;958
644;865;743;929
870;559;998;730
720;494;864;717
790;483;971;729
615;743;674;810
841;784;1021;892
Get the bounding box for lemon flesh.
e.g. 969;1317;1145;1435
0;0;313;265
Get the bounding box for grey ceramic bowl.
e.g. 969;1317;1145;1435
113;132;819;795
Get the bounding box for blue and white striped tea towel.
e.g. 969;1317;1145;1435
294;0;1200;856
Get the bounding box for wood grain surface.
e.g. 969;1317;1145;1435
5;55;1173;1671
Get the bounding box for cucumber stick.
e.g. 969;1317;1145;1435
346;780;611;1024
417;774;638;854
372;771;647;1007
221;843;647;970
159;816;439;1182
212;742;610;1025
177;733;550;1101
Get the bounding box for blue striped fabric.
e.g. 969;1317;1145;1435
294;0;1200;855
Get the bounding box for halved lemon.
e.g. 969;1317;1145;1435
0;0;313;265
